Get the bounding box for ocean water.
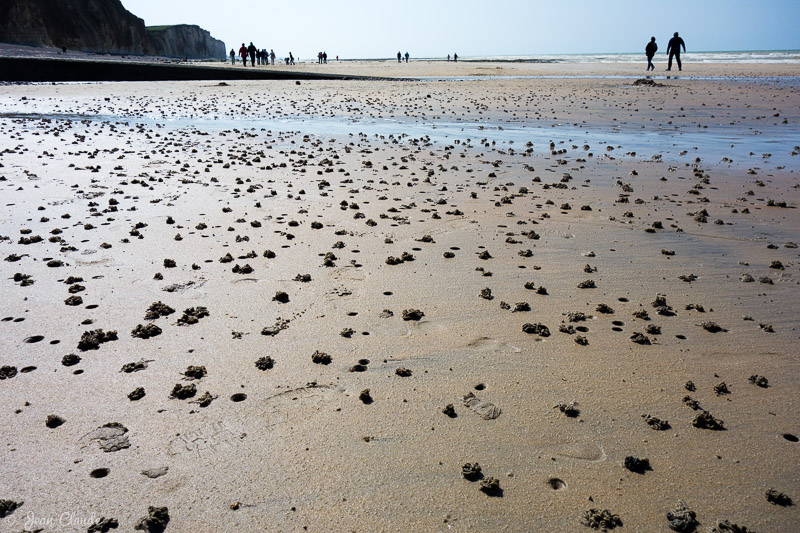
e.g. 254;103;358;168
409;50;800;64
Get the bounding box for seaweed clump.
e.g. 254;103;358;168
581;508;622;530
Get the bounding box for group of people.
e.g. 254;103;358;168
228;36;684;71
645;32;686;71
231;43;283;66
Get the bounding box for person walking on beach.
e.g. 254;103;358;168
645;37;657;71
248;42;257;67
239;43;248;66
289;52;295;65
453;52;458;62
666;32;686;71
270;49;275;65
230;49;236;65
404;52;409;63
397;51;402;63
447;54;450;61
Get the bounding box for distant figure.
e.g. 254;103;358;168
289;52;295;65
336;55;339;61
645;37;657;71
404;52;409;63
248;42;257;67
447;54;450;61
239;43;248;66
323;51;327;64
318;51;322;64
666;32;686;71
270;49;275;65
453;52;458;62
61;46;67;54
397;51;402;63
230;49;235;65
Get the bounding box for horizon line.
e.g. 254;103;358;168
215;48;800;60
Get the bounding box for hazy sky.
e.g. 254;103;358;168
122;0;800;58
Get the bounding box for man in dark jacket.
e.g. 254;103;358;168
666;32;686;71
645;37;657;71
248;43;257;67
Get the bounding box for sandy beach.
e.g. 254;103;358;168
3;43;800;79
251;58;800;78
1;61;799;532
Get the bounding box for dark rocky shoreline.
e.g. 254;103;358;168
0;56;395;82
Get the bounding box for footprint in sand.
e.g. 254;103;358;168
330;267;366;282
542;441;607;462
465;336;522;353
461;392;502;420
231;278;260;284
167;420;245;458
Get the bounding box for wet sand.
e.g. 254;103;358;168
0;65;799;532
261;58;800;78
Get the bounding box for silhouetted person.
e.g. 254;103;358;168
453;53;458;62
666;32;685;71
404;51;409;63
61;46;67;54
230;49;235;65
239;43;248;66
248;42;257;67
289;52;294;65
645;37;657;71
270;49;275;65
397;51;402;63
447;54;450;61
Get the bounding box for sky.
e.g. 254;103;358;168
121;0;800;59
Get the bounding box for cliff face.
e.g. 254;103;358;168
147;25;225;59
0;0;153;54
0;0;225;58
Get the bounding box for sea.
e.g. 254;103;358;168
356;50;800;64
